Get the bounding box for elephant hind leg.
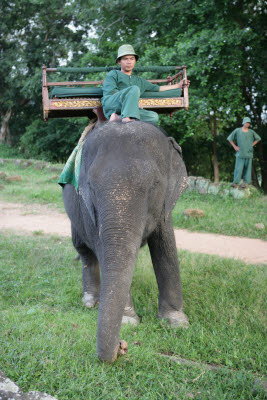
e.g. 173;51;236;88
122;290;140;327
72;227;100;308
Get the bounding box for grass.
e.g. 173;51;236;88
0;143;28;159
1;145;266;398
0;233;266;399
172;191;267;240
0;158;64;211
1;155;267;239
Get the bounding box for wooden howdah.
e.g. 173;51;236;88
42;65;189;121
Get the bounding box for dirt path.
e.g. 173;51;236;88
1;200;266;265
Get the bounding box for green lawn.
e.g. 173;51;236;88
173;191;267;240
0;157;266;239
0;158;64;211
0;233;266;399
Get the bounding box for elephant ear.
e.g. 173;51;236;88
165;137;188;219
77;136;98;226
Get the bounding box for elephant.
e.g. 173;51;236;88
62;121;189;362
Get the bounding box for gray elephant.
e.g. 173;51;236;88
62;121;189;362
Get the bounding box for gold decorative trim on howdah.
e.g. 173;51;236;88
50;97;183;110
139;98;183;107
51;99;102;109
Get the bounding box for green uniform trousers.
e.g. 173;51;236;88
102;85;159;124
233;157;252;184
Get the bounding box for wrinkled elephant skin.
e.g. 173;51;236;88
62;121;189;362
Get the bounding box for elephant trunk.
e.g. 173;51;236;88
97;239;141;362
96;196;145;362
97;253;138;362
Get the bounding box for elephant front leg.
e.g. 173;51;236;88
71;226;100;308
122;290;140;327
148;217;189;328
82;252;100;308
73;248;99;309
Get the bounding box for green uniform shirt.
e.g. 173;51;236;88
102;70;160;99
227;127;261;158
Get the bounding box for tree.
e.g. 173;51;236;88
1;0;265;190
74;0;265;188
0;0;87;144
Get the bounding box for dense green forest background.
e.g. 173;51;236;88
0;0;266;190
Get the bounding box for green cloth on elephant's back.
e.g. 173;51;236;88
58;142;83;189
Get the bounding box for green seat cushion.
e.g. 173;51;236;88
51;86;182;99
51;87;103;98
141;88;182;98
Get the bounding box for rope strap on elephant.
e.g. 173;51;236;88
56;66;181;73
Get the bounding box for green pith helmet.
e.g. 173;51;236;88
242;117;251;125
116;44;139;62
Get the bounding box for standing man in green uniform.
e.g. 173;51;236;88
101;44;190;123
227;117;261;188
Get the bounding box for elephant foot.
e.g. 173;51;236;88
122;315;140;327
82;292;99;308
158;310;189;329
122;306;140;327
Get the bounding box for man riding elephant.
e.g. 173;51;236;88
101;44;190;124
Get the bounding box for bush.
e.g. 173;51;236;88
20;118;88;162
0;143;27;159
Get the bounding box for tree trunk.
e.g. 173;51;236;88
258;140;267;193
208;152;213;181
251;162;260;189
240;75;266;192
0;110;12;144
211;111;219;183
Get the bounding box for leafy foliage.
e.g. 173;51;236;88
20;118;85;162
0;0;266;189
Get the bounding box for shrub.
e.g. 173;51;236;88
20;118;88;162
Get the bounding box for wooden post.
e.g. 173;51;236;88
42;65;50;121
182;66;189;110
93;107;107;123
